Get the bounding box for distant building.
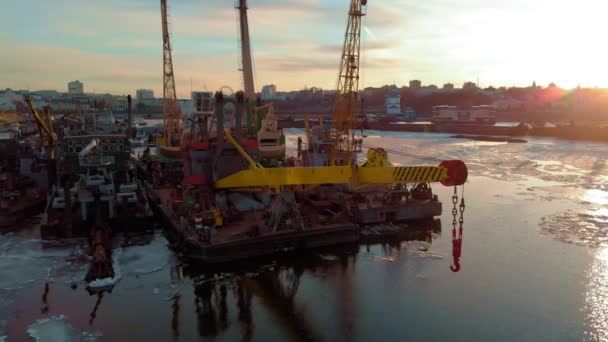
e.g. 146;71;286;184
177;99;193;118
136;89;154;101
443;83;454;90
463;82;478;90
33;90;62;99
191;91;213;114
68;80;84;95
409;80;422;89
261;84;277;101
111;95;129;112
385;88;401;115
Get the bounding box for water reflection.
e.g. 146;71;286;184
41;282;50;314
585;247;608;340
177;219;442;341
89;292;104;325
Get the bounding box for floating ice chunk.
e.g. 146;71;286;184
374;256;395;262
26;315;80;342
319;254;339;261
88;277;117;288
82;330;103;342
416;251;444;259
153;288;160;294
115;235;171;276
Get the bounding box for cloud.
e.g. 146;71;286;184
3;0;607;94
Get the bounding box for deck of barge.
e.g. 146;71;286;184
147;183;444;263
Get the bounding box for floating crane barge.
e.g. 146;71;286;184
143;0;468;263
143;91;467;263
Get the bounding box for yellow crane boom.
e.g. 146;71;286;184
24;96;57;147
214;164;450;189
217;130;466;189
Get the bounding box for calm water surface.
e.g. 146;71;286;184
1;131;607;341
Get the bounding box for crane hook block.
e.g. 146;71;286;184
439;160;468;186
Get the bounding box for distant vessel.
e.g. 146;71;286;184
129;130;148;147
431;105;496;125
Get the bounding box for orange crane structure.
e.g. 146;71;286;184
160;0;182;158
331;0;367;165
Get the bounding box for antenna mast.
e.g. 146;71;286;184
237;0;255;100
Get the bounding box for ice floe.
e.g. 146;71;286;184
26;315;80;342
540;209;608;247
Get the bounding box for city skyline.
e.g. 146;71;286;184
1;0;607;97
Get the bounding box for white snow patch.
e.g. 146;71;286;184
26;315;80;342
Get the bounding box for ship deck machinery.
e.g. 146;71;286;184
144;91;468;263
41;135;153;239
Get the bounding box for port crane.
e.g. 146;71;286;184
160;0;182;157
331;0;366;165
213;0;467;189
25;96;58;185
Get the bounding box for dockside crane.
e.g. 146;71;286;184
160;0;182;158
25;96;58;186
330;0;367;165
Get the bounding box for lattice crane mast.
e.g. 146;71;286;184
24;96;57;154
331;0;367;164
160;0;182;156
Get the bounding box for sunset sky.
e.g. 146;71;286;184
1;0;607;98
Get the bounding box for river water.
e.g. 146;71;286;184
1;130;607;341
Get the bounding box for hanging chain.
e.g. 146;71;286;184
451;186;458;230
459;195;465;228
450;185;465;272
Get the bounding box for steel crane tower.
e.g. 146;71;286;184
237;0;256;100
160;0;181;154
331;0;367;164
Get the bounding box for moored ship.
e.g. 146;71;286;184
431;105;496;125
